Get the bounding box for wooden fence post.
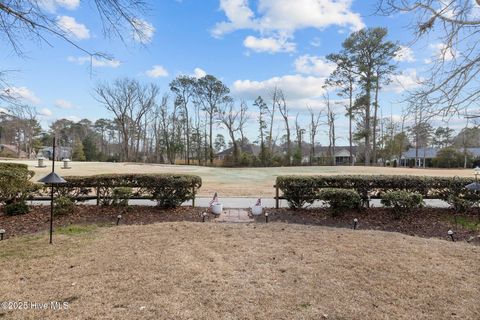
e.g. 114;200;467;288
192;186;196;208
96;186;100;206
275;184;279;209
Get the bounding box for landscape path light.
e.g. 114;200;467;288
0;229;5;240
116;214;122;225
265;211;269;223
38;136;66;244
202;212;207;222
448;230;455;242
353;218;358;230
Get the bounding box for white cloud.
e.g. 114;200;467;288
145;65;169;78
57;16;90;40
386;69;423;93
243;35;295;53
294;55;336;77
310;37;321;47
233;74;327;100
67;56;121;68
212;0;257;37
132;19;155;44
193;68;207;78
55;99;74;109
39;108;53;117
2;86;41;104
65;115;81;122
394;46;415;62
212;0;364;38
430;43;456;61
38;0;80;11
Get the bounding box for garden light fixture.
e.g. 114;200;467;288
265;211;269;223
38;136;66;244
448;230;455;242
116;214;122;225
202;212;207;222
353;218;358;230
0;229;5;240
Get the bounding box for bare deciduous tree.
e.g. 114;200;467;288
275;89;291;165
308;106;322;165
0;0;149;57
194;75;231;165
218;100;248;165
378;0;480;116
94;78;158;161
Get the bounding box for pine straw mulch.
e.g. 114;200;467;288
0;205;208;239
253;207;480;244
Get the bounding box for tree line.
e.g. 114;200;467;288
1;25;479;167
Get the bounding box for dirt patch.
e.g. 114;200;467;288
0;222;479;319
254;207;480;244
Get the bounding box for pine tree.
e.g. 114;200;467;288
72;139;86;161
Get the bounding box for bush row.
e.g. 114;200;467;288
0;167;202;214
276;175;478;209
42;174;202;209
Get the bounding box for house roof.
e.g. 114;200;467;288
402;147;438;159
467;148;480;157
315;146;358;157
402;147;480;159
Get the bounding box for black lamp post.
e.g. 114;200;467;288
38;136;66;244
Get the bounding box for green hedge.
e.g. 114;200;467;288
276;175;477;209
381;191;424;218
39;173;202;209
318;188;361;215
0;163;37;213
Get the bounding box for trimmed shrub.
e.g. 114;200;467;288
5;200;29;216
54;196;75;216
112;187;132;207
446;195;476;213
0;163;36;214
149;175;199;208
279;176;319;209
381;191;424;217
318;188;361;216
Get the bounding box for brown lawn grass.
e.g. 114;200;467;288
1;159;476;197
0;222;479;319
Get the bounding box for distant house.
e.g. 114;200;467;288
314;146;358;165
215;144;260;161
401;147;480;167
401;147;438;167
40;146;72;160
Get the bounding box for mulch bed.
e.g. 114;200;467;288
254;207;480;244
0;205;208;239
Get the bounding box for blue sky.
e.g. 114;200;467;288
0;0;466;144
